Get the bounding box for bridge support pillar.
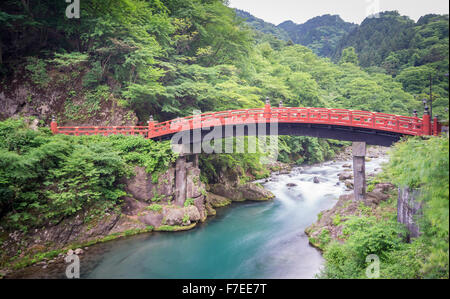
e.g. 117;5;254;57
175;155;187;207
352;142;366;201
192;154;199;168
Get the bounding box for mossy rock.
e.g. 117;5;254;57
155;223;197;232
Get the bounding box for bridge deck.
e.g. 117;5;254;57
53;107;434;142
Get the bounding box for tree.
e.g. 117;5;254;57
340;47;359;65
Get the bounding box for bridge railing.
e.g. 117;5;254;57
51;107;427;139
55;126;149;137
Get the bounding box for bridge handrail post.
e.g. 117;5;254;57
412;110;419;133
50;117;58;134
148;115;155;139
422;107;432;135
264;97;271;122
433;115;439;136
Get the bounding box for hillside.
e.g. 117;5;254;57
278;14;357;57
235;10;357;57
334;11;449;117
235;9;290;42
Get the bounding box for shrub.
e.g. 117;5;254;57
0;119;177;231
184;198;194;207
146;204;162;212
25;57;50;88
82;60;104;88
52;52;88;70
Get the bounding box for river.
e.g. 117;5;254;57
76;156;386;279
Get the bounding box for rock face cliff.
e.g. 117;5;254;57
123;162;209;228
0;63;138;126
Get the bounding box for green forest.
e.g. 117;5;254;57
0;0;448;279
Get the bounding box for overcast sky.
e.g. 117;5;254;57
228;0;449;25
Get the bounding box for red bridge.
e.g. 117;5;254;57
51;102;442;147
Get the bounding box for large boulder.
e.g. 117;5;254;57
210;183;274;202
338;172;353;181
344;180;354;190
209;183;242;201
237;183;275;201
205;202;217;216
162;206;201;226
139;212;164;227
206;193;232;208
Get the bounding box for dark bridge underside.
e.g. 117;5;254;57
154;123;405;147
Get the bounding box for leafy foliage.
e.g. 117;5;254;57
0;119;176;231
387;136;449;276
334;12;449;117
320;216;408;278
320;136;449;279
277;15;357;57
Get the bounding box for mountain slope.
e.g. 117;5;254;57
333;11;449;116
235;9;290;42
278;14;357;57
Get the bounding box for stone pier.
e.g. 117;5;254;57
175;155;187;206
173;143;201;207
398;187;422;241
352;142;366;201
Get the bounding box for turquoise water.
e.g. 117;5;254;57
83;158;385;279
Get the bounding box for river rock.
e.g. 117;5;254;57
209;184;241;201
206;193;232;208
313;177;320;184
286;183;297;187
162;206;201;226
205;202;216;216
237;183;275;201
338;172;353;181
139;211;164;227
210;183;274;202
342;164;351;168
74;248;84;255
373;183;395;192
344;180;354;190
365;190;389;206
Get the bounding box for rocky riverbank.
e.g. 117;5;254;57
304;146;395;250
0;159;277;278
1;146;384;278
